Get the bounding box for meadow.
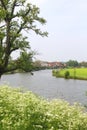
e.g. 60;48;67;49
0;85;87;130
53;68;87;80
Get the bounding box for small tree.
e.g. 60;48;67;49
0;0;48;77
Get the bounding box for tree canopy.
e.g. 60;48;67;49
66;60;79;67
0;0;48;77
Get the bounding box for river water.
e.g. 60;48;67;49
0;70;87;105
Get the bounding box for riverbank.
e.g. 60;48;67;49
0;85;87;130
52;68;87;80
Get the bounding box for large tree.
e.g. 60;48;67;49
0;0;48;77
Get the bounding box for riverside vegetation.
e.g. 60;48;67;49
0;86;87;130
52;68;87;80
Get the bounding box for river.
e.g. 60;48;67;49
0;70;87;105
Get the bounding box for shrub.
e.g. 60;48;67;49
52;70;60;77
65;71;70;79
0;86;87;130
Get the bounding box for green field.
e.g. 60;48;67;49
53;68;87;80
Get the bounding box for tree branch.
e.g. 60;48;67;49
11;0;17;17
11;7;31;43
0;24;6;28
17;7;31;33
10;47;19;53
4;66;18;73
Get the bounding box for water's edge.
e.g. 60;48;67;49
0;70;87;105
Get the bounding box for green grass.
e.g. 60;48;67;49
53;68;87;80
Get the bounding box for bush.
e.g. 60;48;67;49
65;71;70;79
0;86;87;130
52;70;60;77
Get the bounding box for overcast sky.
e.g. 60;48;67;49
21;0;87;62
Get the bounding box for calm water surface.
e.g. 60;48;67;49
0;70;87;105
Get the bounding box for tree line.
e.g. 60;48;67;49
66;60;87;68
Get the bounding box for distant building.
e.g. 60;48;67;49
40;61;48;67
39;61;66;68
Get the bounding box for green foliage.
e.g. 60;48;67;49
0;0;48;77
0;7;6;20
66;60;79;67
0;86;87;130
79;62;87;67
17;51;34;72
64;71;70;79
52;70;60;77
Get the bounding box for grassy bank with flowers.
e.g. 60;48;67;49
0;85;87;130
52;68;87;80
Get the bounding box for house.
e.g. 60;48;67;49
40;61;65;68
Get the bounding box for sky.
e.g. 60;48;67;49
15;0;87;62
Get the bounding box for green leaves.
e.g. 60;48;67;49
17;51;33;72
0;7;6;20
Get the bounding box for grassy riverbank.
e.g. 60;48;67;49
52;68;87;80
0;85;87;130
